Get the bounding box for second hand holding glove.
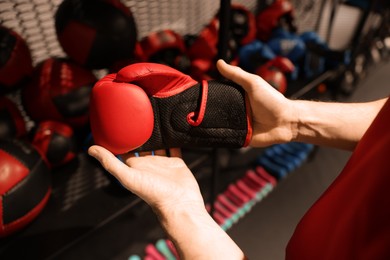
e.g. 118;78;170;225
90;63;252;154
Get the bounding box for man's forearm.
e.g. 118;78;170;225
292;98;388;150
159;207;245;259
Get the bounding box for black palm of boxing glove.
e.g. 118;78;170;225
89;63;252;154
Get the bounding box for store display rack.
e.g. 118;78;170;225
1;0;389;259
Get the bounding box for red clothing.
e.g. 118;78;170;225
286;98;390;260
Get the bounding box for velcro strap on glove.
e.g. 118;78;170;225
136;79;251;152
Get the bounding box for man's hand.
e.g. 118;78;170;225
88;145;246;259
217;59;297;147
217;59;388;150
88;146;205;216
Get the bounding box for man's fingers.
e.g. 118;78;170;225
120;150;161;162
216;60;256;90
216;59;272;93
88;145;139;187
120;148;182;164
154;149;168;156
217;59;286;104
139;151;156;156
168;148;182;158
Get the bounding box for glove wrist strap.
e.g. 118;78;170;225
186;80;208;126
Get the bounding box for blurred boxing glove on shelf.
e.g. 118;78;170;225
89;63;252;154
255;56;295;94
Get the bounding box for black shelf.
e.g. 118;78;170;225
0;152;139;259
0;144;267;259
0;53;344;258
2;0;387;258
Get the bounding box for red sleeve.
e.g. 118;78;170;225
286;98;390;260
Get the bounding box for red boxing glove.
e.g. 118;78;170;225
255;56;294;94
90;63;252;154
187;18;219;62
256;0;296;42
32;121;77;167
267;56;295;73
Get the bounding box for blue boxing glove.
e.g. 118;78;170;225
300;31;351;78
238;40;275;72
267;28;306;63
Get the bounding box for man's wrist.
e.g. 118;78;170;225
289;99;318;144
159;205;245;259
286;99;301;143
159;204;211;237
